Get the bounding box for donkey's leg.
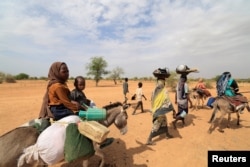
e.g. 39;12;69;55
82;142;105;167
236;112;240;126
217;113;227;133
208;100;219;134
95;148;105;167
82;159;89;167
227;113;231;128
196;98;200;110
201;97;204;108
208;109;218;133
208;122;214;134
192;97;197;111
94;142;105;167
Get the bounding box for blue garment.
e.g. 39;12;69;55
50;105;74;121
224;78;235;96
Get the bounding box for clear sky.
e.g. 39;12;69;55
0;0;250;79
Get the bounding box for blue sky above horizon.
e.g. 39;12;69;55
1;0;250;79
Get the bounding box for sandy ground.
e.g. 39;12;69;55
1;80;250;167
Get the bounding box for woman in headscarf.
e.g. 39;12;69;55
39;62;87;121
146;68;176;145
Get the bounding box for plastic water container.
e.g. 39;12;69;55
79;108;106;121
78;121;110;143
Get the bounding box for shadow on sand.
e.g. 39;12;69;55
207;117;247;134
88;139;153;166
60;138;153;167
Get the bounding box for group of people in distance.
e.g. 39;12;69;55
39;61;248;147
124;65;249;145
146;65;194;145
123;65;194;145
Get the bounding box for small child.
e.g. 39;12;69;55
71;76;113;148
132;82;147;115
70;76;95;108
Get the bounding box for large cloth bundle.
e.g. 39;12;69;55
36;115;81;165
78;121;110;143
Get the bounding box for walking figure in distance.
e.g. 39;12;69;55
123;78;129;104
132;82;147;115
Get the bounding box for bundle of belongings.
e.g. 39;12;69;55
23;115;110;165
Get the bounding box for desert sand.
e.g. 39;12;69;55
1;80;250;167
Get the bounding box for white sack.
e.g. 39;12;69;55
37;115;81;165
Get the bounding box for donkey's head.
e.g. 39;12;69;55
102;102;131;135
114;103;131;135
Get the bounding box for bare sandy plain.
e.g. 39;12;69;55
1;80;250;167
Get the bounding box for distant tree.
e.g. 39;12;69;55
29;77;38;80
0;72;5;84
15;73;29;80
132;77;138;81
109;67;124;85
86;56;109;86
39;76;48;80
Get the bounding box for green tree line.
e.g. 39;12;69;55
1;56;250;85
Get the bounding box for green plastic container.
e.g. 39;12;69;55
79;108;107;121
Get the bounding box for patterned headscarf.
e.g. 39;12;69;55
38;62;66;119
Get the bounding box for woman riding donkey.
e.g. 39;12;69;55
194;78;211;98
39;62;113;149
216;71;250;113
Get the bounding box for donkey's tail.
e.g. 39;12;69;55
208;99;219;123
17;144;40;167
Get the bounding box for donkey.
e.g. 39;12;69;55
208;96;250;133
190;88;207;110
0;102;130;167
0;126;40;167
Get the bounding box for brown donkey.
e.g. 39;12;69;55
208;96;250;133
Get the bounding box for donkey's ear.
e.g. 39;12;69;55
123;103;131;110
